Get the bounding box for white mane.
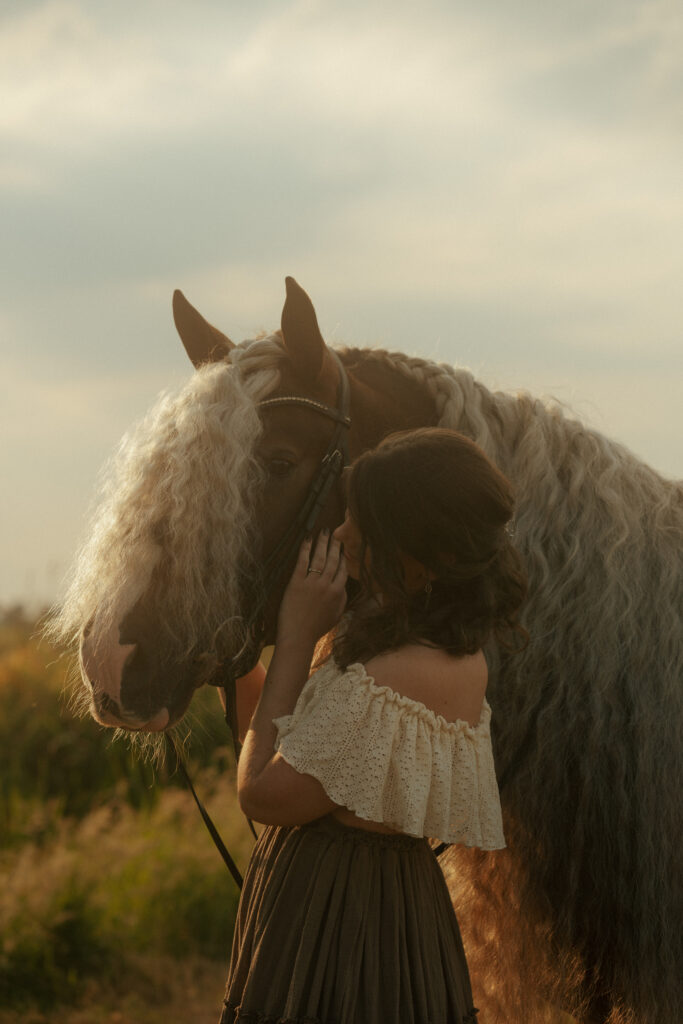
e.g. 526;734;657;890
53;337;285;670
352;348;682;1023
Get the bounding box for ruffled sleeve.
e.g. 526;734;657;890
273;660;505;849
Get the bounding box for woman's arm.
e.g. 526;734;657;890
237;634;339;824
237;532;347;825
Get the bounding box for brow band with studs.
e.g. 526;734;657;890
258;395;351;427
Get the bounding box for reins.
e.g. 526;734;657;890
169;351;351;888
165;733;246;890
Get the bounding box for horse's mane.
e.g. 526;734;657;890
342;347;682;1023
51;337;285;669
52;338;681;1021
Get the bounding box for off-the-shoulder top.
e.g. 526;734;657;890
273;659;506;850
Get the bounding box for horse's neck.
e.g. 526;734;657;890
343;351;439;455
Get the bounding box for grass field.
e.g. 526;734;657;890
0;956;228;1024
0;608;253;1022
0;608;579;1023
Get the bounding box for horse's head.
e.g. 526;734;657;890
66;278;437;733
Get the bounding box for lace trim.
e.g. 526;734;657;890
347;662;492;737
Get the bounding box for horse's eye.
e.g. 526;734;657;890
267;458;296;478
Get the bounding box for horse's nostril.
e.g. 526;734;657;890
94;691;123;718
79;627;137;700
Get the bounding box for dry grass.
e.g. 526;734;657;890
0;614;577;1022
0;955;227;1023
0;608;253;1017
0;770;253;1009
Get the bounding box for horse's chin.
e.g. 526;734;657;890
89;690;176;732
101;708;169;732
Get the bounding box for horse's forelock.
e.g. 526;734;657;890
52;337;285;664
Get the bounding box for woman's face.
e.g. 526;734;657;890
333;509;431;593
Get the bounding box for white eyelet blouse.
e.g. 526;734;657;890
273;659;506;850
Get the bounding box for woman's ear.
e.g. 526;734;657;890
400;554;435;592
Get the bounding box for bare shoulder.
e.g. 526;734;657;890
364;645;488;728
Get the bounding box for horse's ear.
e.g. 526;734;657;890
280;277;327;380
173;290;234;367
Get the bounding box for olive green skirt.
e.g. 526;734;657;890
219;814;478;1024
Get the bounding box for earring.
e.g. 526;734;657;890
424;581;432;595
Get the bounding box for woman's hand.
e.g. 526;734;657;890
276;531;348;648
239;532;346;823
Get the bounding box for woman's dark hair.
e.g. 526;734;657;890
333;427;528;668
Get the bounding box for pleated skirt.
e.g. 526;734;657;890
219;814;478;1024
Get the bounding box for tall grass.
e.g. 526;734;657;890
0;610;576;1023
0;608;233;843
0;608;253;1013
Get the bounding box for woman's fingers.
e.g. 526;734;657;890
321;536;342;579
296;530;346;581
296;536;313;575
281;531;347;641
308;530;331;574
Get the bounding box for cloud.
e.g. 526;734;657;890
5;0;679;161
1;0;489;151
1;0;682;603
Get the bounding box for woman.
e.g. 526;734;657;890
220;427;527;1024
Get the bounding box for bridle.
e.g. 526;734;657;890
168;350;352;889
219;349;351;734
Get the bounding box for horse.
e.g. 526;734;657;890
54;277;682;1023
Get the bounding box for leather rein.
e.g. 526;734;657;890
167;351;352;889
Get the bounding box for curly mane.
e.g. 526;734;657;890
51;338;285;669
342;348;682;1023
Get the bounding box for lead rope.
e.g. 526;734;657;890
165;732;245;889
164;668;257;892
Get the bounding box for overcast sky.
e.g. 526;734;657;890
1;0;681;607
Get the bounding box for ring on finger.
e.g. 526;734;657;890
307;568;323;575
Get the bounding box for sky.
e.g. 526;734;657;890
1;0;681;608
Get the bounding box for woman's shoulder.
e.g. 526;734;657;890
363;645;488;729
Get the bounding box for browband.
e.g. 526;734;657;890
258;395;351;428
